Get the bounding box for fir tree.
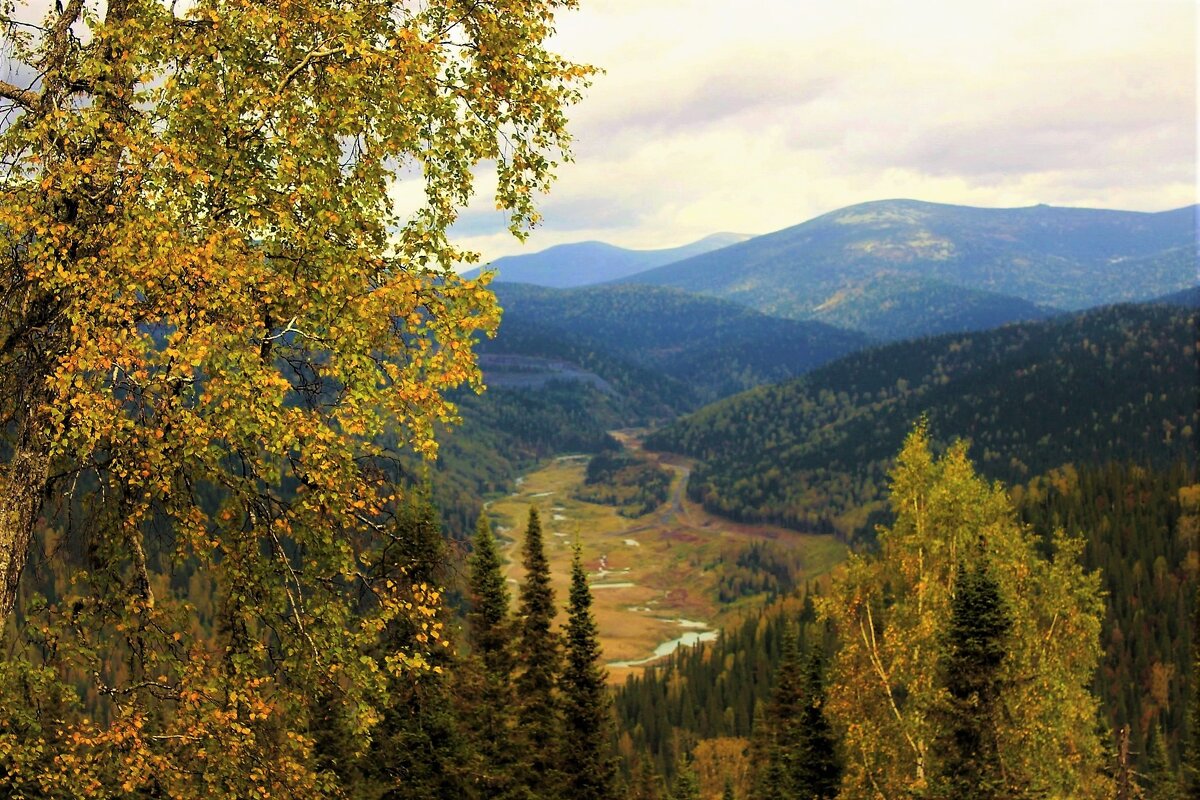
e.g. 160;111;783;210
468;512;516;684
515;506;564;798
462;512;524;799
933;556;1013;799
794;646;841;798
750;624;840;800
1143;724;1181;800
363;488;476;799
561;542;619;800
670;755;702;800
749;625;803;800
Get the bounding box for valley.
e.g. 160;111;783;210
485;430;846;681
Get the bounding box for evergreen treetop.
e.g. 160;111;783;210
561;541;618;800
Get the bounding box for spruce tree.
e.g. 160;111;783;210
468;512;516;684
462;512;524;798
561;542;618;800
515;506;563;798
795;646;841;799
749;625;803;800
362;487;476;799
670;755;702;800
1143;724;1181;800
933;557;1013;799
750;624;840;800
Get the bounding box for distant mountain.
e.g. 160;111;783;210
621;200;1195;340
646;302;1198;540
461;232;749;288
488;283;871;400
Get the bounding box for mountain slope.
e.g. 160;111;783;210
489;283;872;399
461;232;749;288
621;200;1195;339
646;303;1198;539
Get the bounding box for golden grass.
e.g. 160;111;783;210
488;437;848;682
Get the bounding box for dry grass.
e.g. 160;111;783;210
487;434;847;682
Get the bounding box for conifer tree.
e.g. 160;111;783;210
361;488;475;799
750;624;840;800
629;756;667;800
670;755;703;800
561;542;619;800
795;646;841;798
749;625;803;800
468;512;516;685
1142;724;1181;800
462;512;523;798
515;506;564;798
723;777;737;800
933;557;1012;799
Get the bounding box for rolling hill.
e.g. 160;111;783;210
620;200;1195;340
646;302;1199;539
488;282;872;399
460;232;749;287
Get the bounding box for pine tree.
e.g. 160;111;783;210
933;557;1013;799
462;511;524;798
670;755;702;800
515;506;564;798
362;488;476;800
795;646;841;799
561;542;619;800
750;624;840;800
723;777;737;800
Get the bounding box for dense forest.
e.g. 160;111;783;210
572;451;673;517
618;458;1199;796
648;303;1198;539
1;0;1193;794
490;284;870;400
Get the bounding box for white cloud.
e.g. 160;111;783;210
441;0;1197;264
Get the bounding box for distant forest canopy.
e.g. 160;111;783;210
487;283;870;400
617;457;1198;797
647;303;1199;540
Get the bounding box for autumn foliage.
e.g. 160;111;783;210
0;0;590;794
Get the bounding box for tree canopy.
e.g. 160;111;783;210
0;0;590;793
820;423;1111;798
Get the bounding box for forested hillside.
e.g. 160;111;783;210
490;283;871;399
617;459;1199;795
805;275;1055;340
647;303;1199;538
622;200;1195;340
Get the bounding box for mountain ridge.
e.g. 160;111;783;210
460;231;751;287
616;199;1196;340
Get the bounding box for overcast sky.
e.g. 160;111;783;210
436;0;1196;265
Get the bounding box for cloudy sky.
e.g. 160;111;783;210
440;0;1196;265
